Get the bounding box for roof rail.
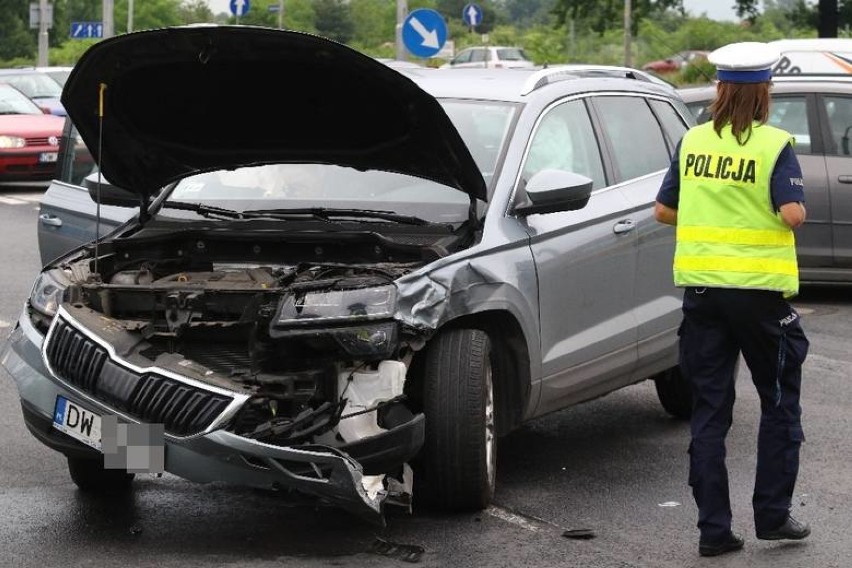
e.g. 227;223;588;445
520;64;674;96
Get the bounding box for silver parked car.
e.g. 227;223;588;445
679;75;852;283
4;26;692;523
440;46;535;69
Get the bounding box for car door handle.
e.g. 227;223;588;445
39;214;63;227
613;220;635;234
839;175;852;184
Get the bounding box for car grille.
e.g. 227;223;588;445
26;137;54;146
44;317;234;436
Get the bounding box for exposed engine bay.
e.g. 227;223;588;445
35;222;475;515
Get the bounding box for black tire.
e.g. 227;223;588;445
653;365;692;420
67;457;135;493
415;328;496;511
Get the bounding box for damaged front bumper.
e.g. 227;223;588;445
0;309;425;524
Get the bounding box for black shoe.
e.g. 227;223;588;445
699;532;745;557
756;516;811;541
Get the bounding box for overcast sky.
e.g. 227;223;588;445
683;0;739;21
206;1;740;22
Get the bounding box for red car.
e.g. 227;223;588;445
0;82;64;187
642;50;709;74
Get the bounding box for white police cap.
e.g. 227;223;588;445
708;42;781;83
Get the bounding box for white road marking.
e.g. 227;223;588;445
0;319;10;329
7;193;43;203
0;197;27;205
486;505;544;533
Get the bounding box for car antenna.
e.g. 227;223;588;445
93;81;107;281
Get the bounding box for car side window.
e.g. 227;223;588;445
649;99;690;154
56;118;96;186
821;95;852;156
453;49;472;64
768;96;811;154
471;49;487;63
594;96;670;180
520;99;606;191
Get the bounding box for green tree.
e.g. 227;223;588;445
114;0;184;34
177;1;218;25
351;0;396;48
552;0;684;35
0;0;36;60
737;0;837;35
313;0;353;43
502;0;557;26
282;0;318;33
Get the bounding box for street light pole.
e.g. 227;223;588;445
623;0;632;67
278;0;284;29
395;0;408;61
103;0;114;38
128;0;134;33
37;0;49;66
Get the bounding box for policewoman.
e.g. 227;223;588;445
654;42;811;557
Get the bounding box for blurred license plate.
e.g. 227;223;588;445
52;396;102;451
39;152;58;163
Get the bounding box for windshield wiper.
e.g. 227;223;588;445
160;201;335;223
241;207;431;226
160;200;245;220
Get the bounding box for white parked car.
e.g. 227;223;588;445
441;46;534;69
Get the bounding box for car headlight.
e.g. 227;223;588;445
0;135;26;149
272;285;397;327
29;269;71;317
269;285;399;358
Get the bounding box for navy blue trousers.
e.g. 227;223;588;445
679;287;808;542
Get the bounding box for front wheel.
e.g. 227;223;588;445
415;328;496;511
67;457;135;493
653;365;692;420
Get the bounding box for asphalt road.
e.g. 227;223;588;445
0;189;850;567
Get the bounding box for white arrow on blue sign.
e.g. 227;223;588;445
70;21;103;39
230;0;250;17
462;3;483;27
403;8;448;59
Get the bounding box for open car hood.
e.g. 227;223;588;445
61;25;487;202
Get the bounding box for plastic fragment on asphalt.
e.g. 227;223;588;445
368;537;425;563
562;528;596;539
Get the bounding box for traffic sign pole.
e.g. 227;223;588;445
402;8;447;59
102;0;114;38
37;0;49;66
395;0;408;62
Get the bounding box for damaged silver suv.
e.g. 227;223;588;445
1;26;693;523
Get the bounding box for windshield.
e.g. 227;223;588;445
157;99;516;224
0;84;43;115
160;164;472;224
441;100;515;182
2;72;62;99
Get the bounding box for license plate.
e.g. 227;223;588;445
53;396;102;451
39;152;58;163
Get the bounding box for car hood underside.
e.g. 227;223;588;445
60;25;487;204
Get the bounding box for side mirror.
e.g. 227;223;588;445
514;169;593;216
83;172;138;207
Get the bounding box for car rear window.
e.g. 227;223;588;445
497;48;529;62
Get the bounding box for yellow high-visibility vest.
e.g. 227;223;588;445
674;121;799;298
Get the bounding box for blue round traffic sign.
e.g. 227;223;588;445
462;3;483;27
230;0;250;17
403;9;448;59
